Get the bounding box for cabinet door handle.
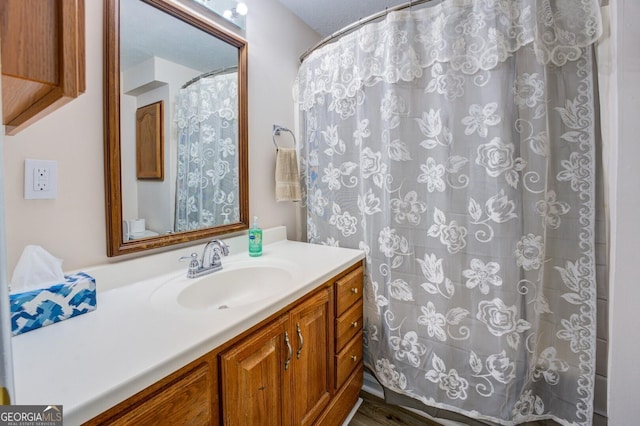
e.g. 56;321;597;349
284;331;292;371
351;321;358;328
351;287;358;294
296;323;304;359
351;355;358;362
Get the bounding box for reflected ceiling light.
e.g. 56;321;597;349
236;2;248;16
223;2;248;20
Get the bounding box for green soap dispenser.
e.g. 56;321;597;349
248;216;262;257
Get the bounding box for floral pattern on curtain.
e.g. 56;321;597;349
175;72;239;231
296;1;602;425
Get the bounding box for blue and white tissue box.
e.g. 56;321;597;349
9;272;97;336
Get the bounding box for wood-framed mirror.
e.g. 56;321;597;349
104;0;248;256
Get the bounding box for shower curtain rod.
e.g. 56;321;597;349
299;0;438;63
300;0;608;63
181;65;238;89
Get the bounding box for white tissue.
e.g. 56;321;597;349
10;245;65;294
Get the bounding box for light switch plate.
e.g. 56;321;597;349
24;159;58;200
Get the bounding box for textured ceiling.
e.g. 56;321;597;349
120;0;238;72
276;0;408;37
120;0;413;72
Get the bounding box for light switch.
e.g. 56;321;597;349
24;159;58;200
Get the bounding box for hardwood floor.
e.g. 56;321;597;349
348;392;569;426
348;392;441;426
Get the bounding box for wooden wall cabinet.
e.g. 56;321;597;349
0;0;86;135
86;262;364;426
136;101;164;180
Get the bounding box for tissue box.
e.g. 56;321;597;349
10;272;97;336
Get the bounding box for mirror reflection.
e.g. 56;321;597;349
120;0;240;241
104;0;248;257
190;0;248;29
174;68;240;233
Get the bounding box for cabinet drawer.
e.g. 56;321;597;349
335;331;362;389
335;266;363;317
335;299;362;353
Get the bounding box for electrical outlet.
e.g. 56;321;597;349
25;159;58;199
33;167;50;191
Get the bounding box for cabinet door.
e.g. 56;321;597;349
220;316;291;426
0;0;85;134
94;362;215;426
290;289;331;426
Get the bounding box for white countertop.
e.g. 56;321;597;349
11;228;364;425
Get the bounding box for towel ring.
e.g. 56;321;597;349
272;125;296;150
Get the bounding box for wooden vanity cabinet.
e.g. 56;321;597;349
332;267;363;389
220;316;291;425
0;0;86;135
85;261;364;426
314;264;364;426
85;354;218;426
220;289;331;426
290;289;332;426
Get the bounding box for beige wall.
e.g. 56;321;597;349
1;0;319;273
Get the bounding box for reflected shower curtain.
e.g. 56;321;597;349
296;1;602;424
175;72;239;232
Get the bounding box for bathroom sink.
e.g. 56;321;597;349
178;266;293;310
150;260;297;311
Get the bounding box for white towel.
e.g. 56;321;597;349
275;148;302;202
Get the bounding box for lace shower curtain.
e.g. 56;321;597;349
174;72;239;232
296;1;602;424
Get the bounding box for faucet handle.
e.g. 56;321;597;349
179;252;199;262
179;253;200;278
217;240;230;256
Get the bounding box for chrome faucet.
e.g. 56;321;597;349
179;239;230;278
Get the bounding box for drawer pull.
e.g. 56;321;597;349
284;331;292;371
296;323;304;359
351;321;358;328
351;287;358;294
351;355;358;362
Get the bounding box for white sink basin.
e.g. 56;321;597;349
150;259;298;311
178;266;293;310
